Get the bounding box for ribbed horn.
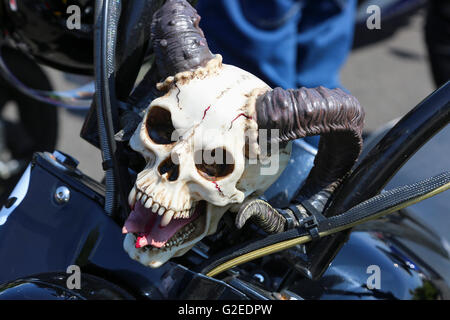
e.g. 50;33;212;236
255;86;365;212
151;0;214;79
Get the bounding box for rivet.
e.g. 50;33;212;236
55;186;70;204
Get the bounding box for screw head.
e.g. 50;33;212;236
55;186;70;204
253;273;265;283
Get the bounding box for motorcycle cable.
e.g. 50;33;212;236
201;170;450;277
94;0;131;221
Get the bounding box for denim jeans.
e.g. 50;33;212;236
197;0;356;90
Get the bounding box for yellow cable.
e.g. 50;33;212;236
206;181;450;277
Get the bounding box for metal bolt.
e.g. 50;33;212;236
253;273;265;283
55;186;70;204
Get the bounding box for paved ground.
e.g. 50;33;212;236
52;10;436;182
342;10;435;131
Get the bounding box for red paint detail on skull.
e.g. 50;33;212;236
229;113;252;129
202;105;212;120
213;180;224;197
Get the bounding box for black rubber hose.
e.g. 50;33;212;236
94;0;121;215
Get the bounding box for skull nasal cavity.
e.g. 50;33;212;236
158;157;180;181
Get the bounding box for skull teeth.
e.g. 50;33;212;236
161;209;175;227
139;222;196;252
152;203;160;212
144;197;153;209
141;194;148;206
129;186;197;221
173;203;197;220
128;186;137;207
162;223;196;248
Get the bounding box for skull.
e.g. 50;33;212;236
121;0;365;268
123;56;292;267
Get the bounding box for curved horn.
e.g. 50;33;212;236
235;198;287;234
256;86;365;212
151;0;214;79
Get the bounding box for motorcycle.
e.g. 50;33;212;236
0;0;448;300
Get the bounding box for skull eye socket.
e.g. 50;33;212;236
195;148;235;181
146;107;175;145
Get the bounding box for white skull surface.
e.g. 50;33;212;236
123;56;291;267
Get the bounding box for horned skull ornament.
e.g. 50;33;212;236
123;55;291;267
122;0;364;268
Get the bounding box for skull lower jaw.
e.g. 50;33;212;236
123;203;228;268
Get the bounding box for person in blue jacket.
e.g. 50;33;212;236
196;0;357;90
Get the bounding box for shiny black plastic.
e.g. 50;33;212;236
0;272;135;300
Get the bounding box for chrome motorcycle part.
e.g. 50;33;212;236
54;186;71;204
